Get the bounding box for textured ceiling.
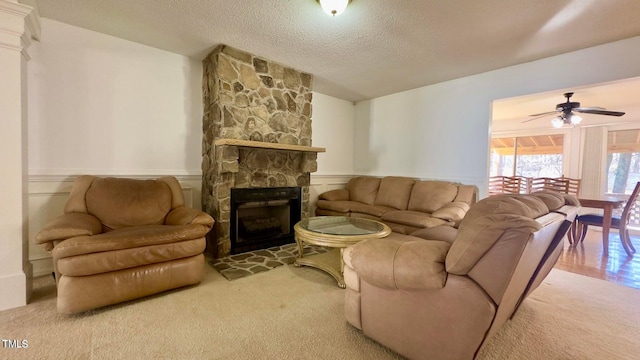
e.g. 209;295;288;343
32;0;640;104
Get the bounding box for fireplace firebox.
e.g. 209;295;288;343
230;187;302;255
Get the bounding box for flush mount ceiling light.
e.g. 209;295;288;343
317;0;351;16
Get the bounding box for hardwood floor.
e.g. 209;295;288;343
555;229;640;289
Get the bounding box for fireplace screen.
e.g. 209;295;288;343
230;187;301;255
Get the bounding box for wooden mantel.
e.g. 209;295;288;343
214;139;326;153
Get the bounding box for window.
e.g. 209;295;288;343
606;129;640;194
490;134;564;177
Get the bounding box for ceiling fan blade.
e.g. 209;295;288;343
528;110;560;117
574;106;606;111
522;111;559;123
574;108;625;116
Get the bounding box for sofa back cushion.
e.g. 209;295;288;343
407;181;459;213
454;184;477;205
461;194;549;225
528;190;566;210
446;195;548;274
374;177;416;210
348;176;381;205
85;177;173;230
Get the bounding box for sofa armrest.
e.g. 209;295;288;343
349;238;450;290
35;213;103;251
410;225;458;244
319;189;349;201
431;201;471;222
165;207;214;229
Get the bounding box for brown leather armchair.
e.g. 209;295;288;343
35;175;214;314
343;191;579;360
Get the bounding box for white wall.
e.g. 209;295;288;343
28;20;358;178
355;36;640;197
28;19;203;176
311;92;355;175
24;20;358;278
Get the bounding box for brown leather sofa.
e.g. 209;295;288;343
35;175;214;314
315;176;477;234
343;191;579;360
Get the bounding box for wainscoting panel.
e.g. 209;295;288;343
28;174;351;276
27;175;202;277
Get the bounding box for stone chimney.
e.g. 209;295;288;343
201;45;323;257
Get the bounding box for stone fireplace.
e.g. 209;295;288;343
201;45;325;258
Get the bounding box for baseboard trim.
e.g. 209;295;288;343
32;257;53;278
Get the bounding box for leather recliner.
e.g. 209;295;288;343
343;191;579;360
35;175;214;314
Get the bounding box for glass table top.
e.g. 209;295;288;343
298;216;385;236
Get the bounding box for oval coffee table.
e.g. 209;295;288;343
294;216;391;288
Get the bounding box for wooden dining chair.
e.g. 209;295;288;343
560;176;581;196
574;181;640;256
530;177;569;194
489;176;523;195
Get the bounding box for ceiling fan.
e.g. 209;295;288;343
524;92;625;128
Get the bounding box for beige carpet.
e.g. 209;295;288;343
0;266;639;360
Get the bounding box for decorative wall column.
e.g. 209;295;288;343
0;0;40;311
580;126;608;197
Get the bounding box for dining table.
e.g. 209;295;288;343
575;195;627;256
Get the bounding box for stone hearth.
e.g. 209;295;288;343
201;45;325;258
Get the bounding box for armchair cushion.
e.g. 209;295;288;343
86;177;173;230
166;206;216;227
35;213;103;251
56;238;205;277
52;224;211;259
351;235;450;290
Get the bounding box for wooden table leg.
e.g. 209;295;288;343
567;219;576;245
601;204;612;256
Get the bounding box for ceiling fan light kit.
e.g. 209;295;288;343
551;117;565;128
525;92;625;128
317;0;351;16
569;114;582;125
551;113;582;128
